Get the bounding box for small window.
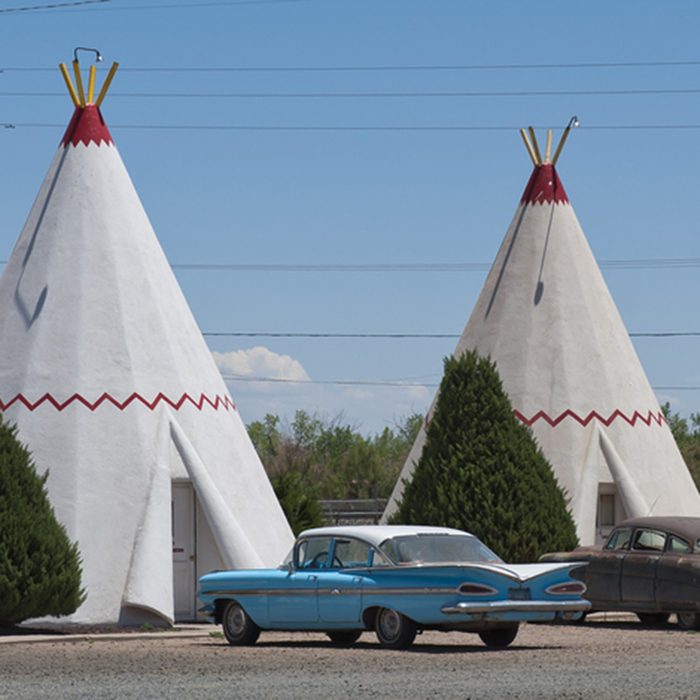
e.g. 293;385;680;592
370;549;393;567
668;535;692;554
296;537;333;569
632;529;666;552
332;538;372;569
604;528;631;551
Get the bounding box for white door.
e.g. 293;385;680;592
172;482;196;621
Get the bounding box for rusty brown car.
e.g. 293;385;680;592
541;516;700;630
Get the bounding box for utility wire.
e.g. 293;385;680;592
204;331;700;339
3;59;700;72
2;258;700;270
6;122;700;132
0;0;306;13
0;0;108;12
5;87;700;99
219;374;700;391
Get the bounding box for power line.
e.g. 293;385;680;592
6;122;700;132
0;0;306;13
219;374;700;391
204;331;700;339
2;258;700;271
0;0;108;12
5;87;700;99
170;258;700;272
3;59;700;72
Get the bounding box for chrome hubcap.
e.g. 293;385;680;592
226;605;246;635
378;609;400;640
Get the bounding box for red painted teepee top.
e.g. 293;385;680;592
520;163;568;205
61;104;113;147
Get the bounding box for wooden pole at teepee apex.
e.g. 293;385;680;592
519;128;539;166
95;62;119;107
552;116;579;167
59;63;80;108
528;127;543;165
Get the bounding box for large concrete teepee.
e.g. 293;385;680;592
0;53;293;624
384;123;700;544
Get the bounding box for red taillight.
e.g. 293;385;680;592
546;582;587;595
458;583;497;596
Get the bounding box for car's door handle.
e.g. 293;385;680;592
331;588;341;595
307;575;317;582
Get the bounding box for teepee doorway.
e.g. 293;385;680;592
172;481;197;621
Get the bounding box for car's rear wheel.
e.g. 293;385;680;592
374;607;417;649
327;630;362;646
478;625;519;648
637;612;670;627
221;601;260;646
676;612;700;631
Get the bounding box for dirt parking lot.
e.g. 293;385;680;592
0;616;697;699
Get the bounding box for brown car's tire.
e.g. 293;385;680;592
221;601;261;646
478;625;519;648
676;612;700;631
375;608;417;649
636;613;670;627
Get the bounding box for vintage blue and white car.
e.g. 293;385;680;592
198;525;590;649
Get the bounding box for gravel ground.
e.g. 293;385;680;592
0;617;697;699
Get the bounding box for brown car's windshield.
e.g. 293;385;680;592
378;534;502;565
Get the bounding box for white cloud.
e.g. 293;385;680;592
212;346;432;434
212;346;310;381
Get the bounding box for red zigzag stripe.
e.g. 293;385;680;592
514;409;665;428
0;392;237;413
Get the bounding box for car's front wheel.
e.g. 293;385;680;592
637;612;670;627
327;630;362;646
221;601;261;646
374;607;417;649
478;625;519;648
677;612;700;631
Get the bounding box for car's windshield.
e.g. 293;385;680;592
378;534;502;565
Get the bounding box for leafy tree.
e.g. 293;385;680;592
662;403;700;488
391;351;579;563
248;411;421;501
0;415;85;626
269;471;325;535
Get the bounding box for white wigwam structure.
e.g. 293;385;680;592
384;123;700;544
0;54;293;624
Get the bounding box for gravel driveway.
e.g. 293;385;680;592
0;617;697;699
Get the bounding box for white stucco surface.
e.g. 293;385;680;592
0;110;293;623
384;164;700;542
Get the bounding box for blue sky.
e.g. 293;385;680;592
1;0;698;434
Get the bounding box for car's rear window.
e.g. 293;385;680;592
632;528;666;552
378;534;502;565
668;535;692;554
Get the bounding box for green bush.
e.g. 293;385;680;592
0;415;85;625
270;471;325;535
392;351;579;562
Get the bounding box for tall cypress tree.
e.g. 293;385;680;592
0;415;85;625
393;351;578;562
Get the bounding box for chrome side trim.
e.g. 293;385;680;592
441;600;592;615
203;586;457;598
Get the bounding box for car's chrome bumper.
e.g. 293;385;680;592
441;600;591;615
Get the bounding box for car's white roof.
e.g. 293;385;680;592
298;524;474;548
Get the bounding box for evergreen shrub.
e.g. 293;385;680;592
392;351;579;562
0;415;85;625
